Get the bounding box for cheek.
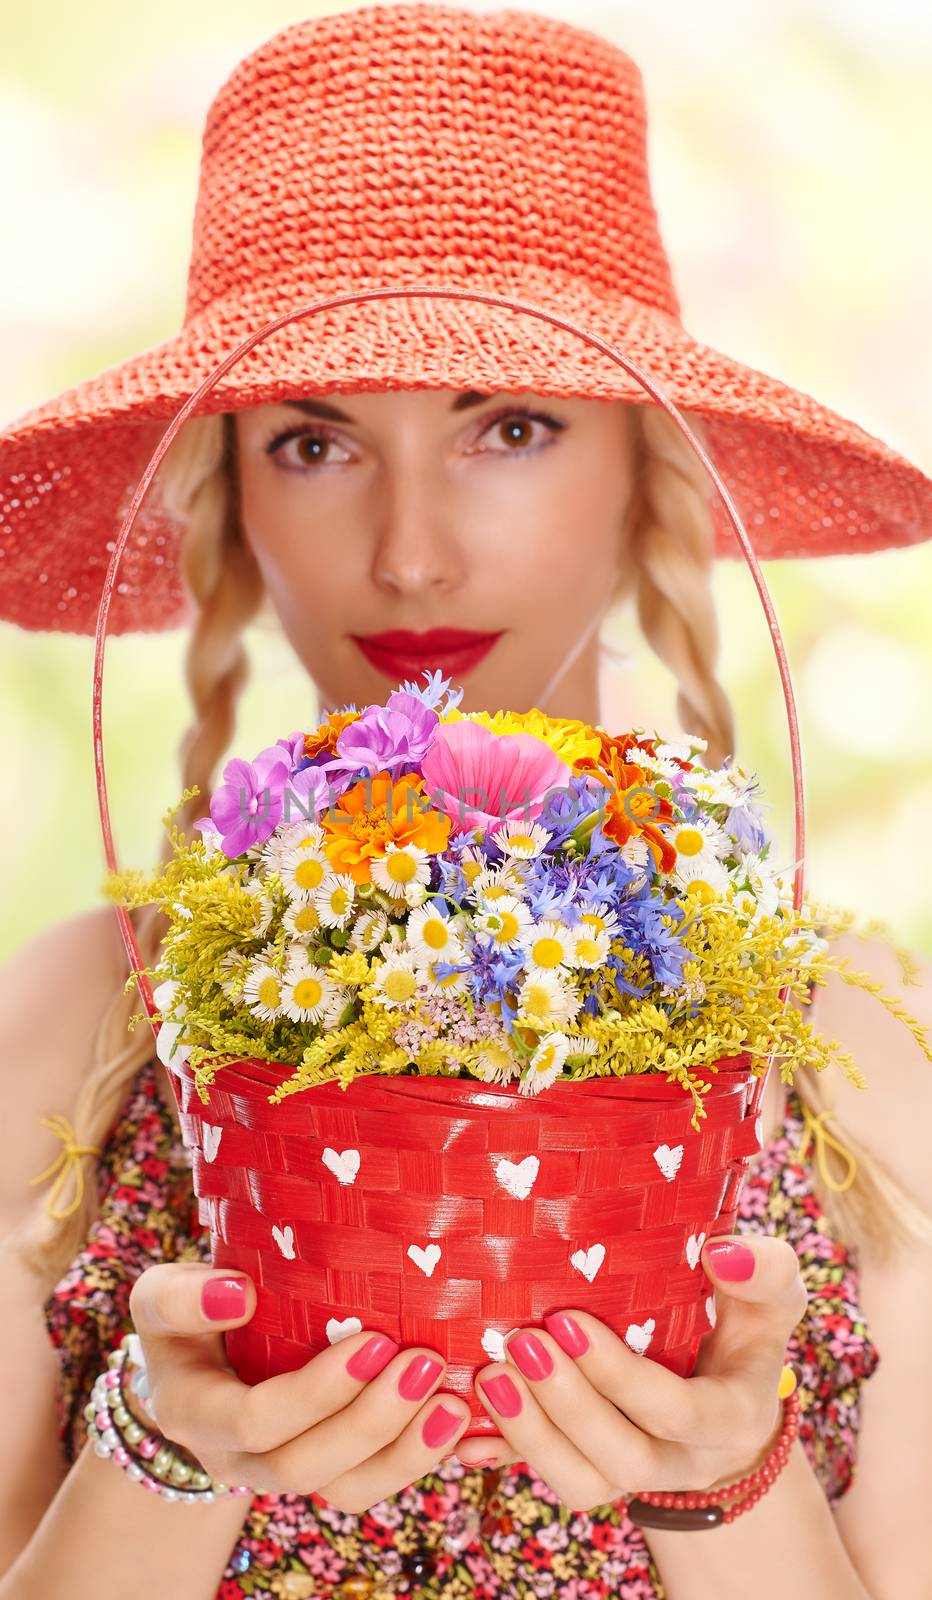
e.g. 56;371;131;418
496;516;622;621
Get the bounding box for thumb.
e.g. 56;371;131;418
698;1234;808;1381
129;1261;256;1357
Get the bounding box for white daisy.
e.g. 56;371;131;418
319;983;354;1029
370;950;422;1009
348;907;389;953
280;958;338;1024
260;819;325;872
242;878;278;936
518;1030;572;1095
279;844;331;901
519;918;575;977
419;956;469;996
406;903;467;966
667;816;732;873
283;898;322;942
620;835;653;892
370;842;432;902
569;924;611;970
489;820;552;860
727;852;782;920
575;900;621;940
473;1036;522;1085
311;872;357;929
242;959;288;1021
671;855;731;904
467;861;529;905
218;949;249;1001
474;894;535;951
516;971;581;1027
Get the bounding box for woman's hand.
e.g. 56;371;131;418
128;1262;473;1514
462;1234;808;1511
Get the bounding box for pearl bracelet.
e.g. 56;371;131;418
84;1333;252;1504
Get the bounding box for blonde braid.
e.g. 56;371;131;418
617;405;735;769
20;412;263;1289
619;401;930;1257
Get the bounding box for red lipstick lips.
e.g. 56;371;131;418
351;627;503;681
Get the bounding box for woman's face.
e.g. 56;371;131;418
234;388;635;720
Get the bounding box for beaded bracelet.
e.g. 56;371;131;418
84;1333;252;1504
622;1369;802;1531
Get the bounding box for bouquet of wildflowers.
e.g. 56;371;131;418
106;672;931;1129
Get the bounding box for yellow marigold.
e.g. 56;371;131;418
321;771;450;885
441;706;601;767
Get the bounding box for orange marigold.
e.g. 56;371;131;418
320;771;451;885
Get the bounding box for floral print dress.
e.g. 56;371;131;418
45;1045;880;1600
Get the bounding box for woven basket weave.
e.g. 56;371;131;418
172;1050;763;1435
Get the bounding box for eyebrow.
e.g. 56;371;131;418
280;390;501;423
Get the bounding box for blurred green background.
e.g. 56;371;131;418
2;0;930;962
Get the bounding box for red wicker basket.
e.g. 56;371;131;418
92;288;807;1440
172;1052;764;1432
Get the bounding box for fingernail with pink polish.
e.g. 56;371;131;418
398;1354;443;1401
201;1276;247;1321
422;1403;462;1449
543;1312;590;1356
345;1334;399;1380
704;1240;756;1281
478;1372;522;1417
507;1330;553;1380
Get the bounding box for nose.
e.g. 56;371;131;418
370;473;465;597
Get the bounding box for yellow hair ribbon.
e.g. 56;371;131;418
795;1103;857;1194
29;1115;101;1221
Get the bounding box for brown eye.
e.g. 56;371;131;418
294;433;331;465
497;416;535;449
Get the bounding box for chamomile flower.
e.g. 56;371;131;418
570;924;611;970
283;899;322;942
319;983;354;1029
672;854;731;904
219;948;249;1001
620;834;653;891
419;955;469;996
474;894;535;950
242;878;278;936
576;900;621;940
311;872;357;929
519;919;575;977
519;1030;571;1095
727;852;781;919
655;733;708;762
370;950;423;1009
348;907;389;953
473;1036;521;1085
666;815;731;873
406;903;467;966
516;971;581;1027
279;844;331;901
469;863;529;906
260;820;325;871
243;958;288;1021
457;844;491;891
371;842;432;902
489;820;552;860
280;958;338;1024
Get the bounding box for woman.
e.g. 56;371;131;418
2;6;931;1598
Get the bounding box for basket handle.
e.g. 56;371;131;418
93;286;806;1124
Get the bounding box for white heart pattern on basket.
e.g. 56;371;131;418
494;1155;540;1200
624;1318;656;1356
705;1295;717;1329
480;1327;520;1363
653;1143;684;1181
326;1316;363;1344
202;1124;223;1164
321;1146;361;1186
685;1231;706;1270
407;1242;442;1277
272;1224;296;1261
570;1243;606;1283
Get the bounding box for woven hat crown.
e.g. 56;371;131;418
185;2;679;322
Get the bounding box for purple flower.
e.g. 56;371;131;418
209;745;291;856
316;690;440;787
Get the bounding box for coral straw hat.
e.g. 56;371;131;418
1;3;930;636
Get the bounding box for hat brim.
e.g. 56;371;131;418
2;281;929;634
